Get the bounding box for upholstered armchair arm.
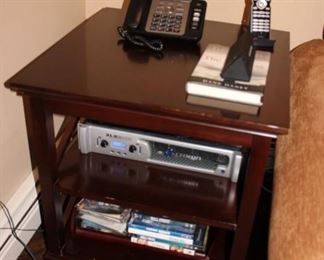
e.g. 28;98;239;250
269;39;324;260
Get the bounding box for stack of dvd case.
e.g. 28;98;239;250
128;211;209;257
76;199;131;236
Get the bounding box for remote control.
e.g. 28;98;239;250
250;0;271;39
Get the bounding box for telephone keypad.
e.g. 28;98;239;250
141;0;206;41
146;0;190;35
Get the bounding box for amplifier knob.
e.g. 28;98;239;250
100;140;109;148
216;154;229;165
129;145;137;153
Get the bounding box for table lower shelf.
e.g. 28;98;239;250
44;226;230;260
56;141;239;230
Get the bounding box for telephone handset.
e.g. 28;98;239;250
122;0;207;43
125;0;148;30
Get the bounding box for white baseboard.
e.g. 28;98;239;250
0;173;41;260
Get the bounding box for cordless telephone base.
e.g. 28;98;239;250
253;38;275;51
221;30;255;82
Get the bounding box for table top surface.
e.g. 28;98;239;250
5;8;290;136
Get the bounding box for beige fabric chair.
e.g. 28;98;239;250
269;39;324;260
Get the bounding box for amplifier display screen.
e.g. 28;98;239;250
112;140;127;150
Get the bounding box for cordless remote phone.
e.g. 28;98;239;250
250;0;271;39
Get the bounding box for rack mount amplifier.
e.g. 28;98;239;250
78;122;243;182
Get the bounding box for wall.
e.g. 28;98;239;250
0;1;85;204
204;0;324;49
86;0;324;49
271;0;323;49
86;0;124;18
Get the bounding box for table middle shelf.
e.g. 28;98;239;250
56;141;239;230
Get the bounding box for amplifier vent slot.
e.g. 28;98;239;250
149;142;229;171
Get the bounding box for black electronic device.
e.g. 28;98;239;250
122;0;207;42
221;29;256;82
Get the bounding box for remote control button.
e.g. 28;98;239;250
192;17;200;22
256;0;267;10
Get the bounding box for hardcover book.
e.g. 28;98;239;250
185;43;271;106
186;94;260;115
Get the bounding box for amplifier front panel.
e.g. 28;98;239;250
78;122;243;182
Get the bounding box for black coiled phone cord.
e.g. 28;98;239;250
117;26;164;52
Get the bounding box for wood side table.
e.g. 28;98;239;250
5;8;289;260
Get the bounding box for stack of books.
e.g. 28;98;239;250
76;199;131;236
185;44;271;115
128;211;209;257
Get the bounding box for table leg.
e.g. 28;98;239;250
230;136;272;260
23;96;64;255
